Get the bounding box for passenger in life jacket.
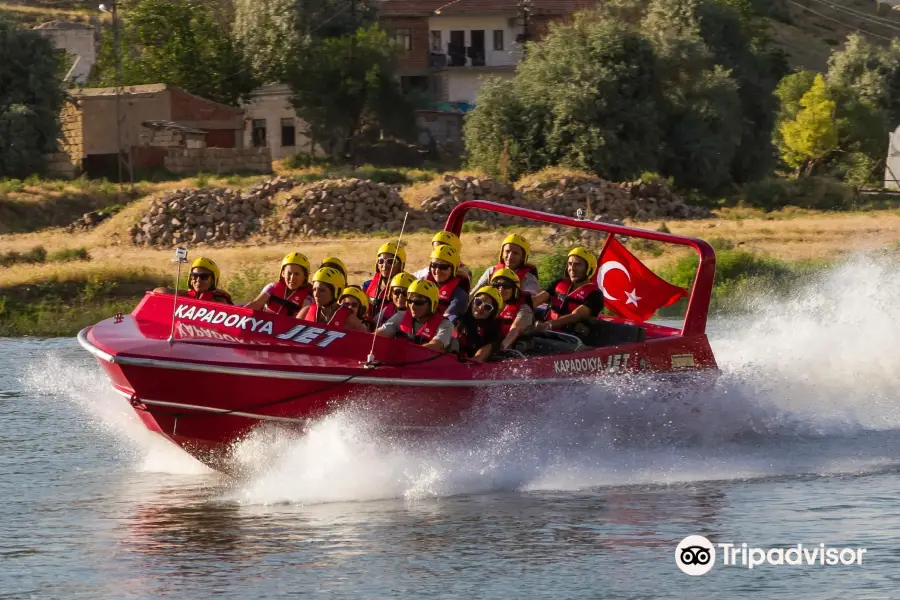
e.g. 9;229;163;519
338;286;372;331
244;252;312;317
531;247;603;333
319;256;347;284
152;257;233;304
296;267;368;332
457;286;504;362
362;241;406;319
374;271;416;326
490;268;534;350
471;233;540;296
376;279;454;352
413;231;472;281
425;244;470;323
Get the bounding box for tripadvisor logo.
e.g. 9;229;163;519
675;535;868;575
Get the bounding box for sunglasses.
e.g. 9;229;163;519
473;297;496;313
189;272;211;281
378;257;398;265
408;298;430;307
430;262;452;271
391;288;407;296
492;281;515;290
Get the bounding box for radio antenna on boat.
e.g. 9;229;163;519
365;212;409;366
167;247;189;344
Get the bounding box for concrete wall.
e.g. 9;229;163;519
442;69;515;104
164;147;272;175
242;84;319;160
43;152;76;179
80;92;171;156
35;25;96;83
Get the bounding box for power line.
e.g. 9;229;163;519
785;0;895;41
805;0;900;33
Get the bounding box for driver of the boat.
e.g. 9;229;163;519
471;234;540;297
457;286;504;362
339;286;373;331
375;271;416;325
296;267;368;332
412;231;472;281
363;242;405;319
244;252;312;316
376;279;454;352
531;247;603;332
152;257;233;304
425;244;470;323
491;268;534;350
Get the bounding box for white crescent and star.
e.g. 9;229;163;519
599;261;640;306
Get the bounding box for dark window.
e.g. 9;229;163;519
493;30;504;51
251;119;267;148
448;30;466;66
280;118;295;147
393;28;412;51
469;30;486;67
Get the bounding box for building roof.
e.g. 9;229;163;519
33;20;94;30
378;0;597;16
73;83;169;97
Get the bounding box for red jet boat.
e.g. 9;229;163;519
78;201;718;468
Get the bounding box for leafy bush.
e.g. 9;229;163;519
0;245;47;267
48;247;91;262
741;177;855;211
535;247;569;289
225;266;269;303
628;238;664;257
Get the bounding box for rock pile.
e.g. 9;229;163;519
273;178;410;238
66;207;120;232
418;175;532;226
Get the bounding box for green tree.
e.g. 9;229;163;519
827;34;900;128
288;26;415;160
92;0;257;107
779;75;838;176
0;19;65;179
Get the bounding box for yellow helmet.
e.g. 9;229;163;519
432;230;461;252
339;286;370;313
491;267;521;286
376;241;406;271
407;279;440;313
389;272;417;290
190;257;220;289
430;244;460;277
311;267;345;299
320;256;346;279
568;246;598;279
281;252;310;276
473;285;504;312
498;233;531;265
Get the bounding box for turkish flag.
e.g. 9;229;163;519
597;236;688;322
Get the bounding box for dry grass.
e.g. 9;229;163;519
515;167;600;188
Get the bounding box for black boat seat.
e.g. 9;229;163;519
572;318;646;347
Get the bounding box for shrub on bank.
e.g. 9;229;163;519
741;177;855;211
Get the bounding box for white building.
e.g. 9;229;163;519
885;124;900;189
241;84;320;160
33;21;97;84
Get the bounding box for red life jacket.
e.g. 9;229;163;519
494;262;539;284
187;289;233;304
457;320;492;357
377;301;402;325
398;311;446;344
497;292;530;337
264;281;311;316
302;302;352;329
426;274;469;313
548;279;600;320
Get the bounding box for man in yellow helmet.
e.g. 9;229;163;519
413;230;472;281
376;279;454;351
375;271;416;325
532;247;603;333
363;241;406;319
296;267;367;332
424;244;470;323
152;257;233;304
245;252;312;317
471;233;540;297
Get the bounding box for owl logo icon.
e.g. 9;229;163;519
675;535;716;575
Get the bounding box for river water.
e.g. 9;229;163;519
2;254;900;599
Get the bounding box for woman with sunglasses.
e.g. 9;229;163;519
531;247;603;333
244;252;312;317
412;231;472;281
339;286;373;331
425;244;470;323
375;272;416;326
152;257;233;304
296;267;368;332
471;233;540;298
363;242;406;319
456;286;504;362
376;279;454;352
490;268;534;351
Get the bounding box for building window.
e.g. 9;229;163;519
430;30;442;52
280;118;295;147
493;30;504;51
392;28;412;51
251;119;267;147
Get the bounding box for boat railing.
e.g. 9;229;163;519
444;200;716;337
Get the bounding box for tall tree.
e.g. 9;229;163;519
92;0;258;107
779;75;838;176
0;19;65;179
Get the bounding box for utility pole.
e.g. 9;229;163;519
100;1;133;196
518;0;533;58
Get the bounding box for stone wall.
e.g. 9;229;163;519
59;101;84;163
164;147;272;175
43;152;76;179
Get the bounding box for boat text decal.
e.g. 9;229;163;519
173;305;346;347
554;353;630;374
